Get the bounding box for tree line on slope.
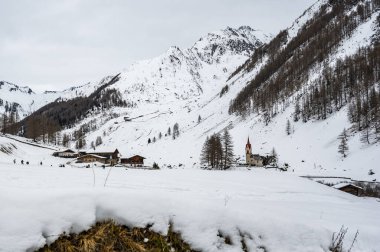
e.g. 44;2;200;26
295;45;380;144
229;0;380;123
148;123;180;144
1;102;21;135
0;74;134;146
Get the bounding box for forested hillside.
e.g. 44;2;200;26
5;74;127;142
229;0;380;145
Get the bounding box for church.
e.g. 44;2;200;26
245;137;264;167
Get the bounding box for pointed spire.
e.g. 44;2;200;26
246;136;251;150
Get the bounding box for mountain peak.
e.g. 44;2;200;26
0;81;34;95
191;26;266;63
166;46;183;56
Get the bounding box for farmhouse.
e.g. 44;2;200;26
333;183;363;196
87;148;121;166
53;147;148;167
120;155;145;167
52;149;78;158
77;154;106;164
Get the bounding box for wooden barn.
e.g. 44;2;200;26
120;155;145;167
77;154;107;164
334;183;363;196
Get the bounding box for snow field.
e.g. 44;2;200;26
0;162;379;252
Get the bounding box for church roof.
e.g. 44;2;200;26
251;154;264;160
246;137;251;149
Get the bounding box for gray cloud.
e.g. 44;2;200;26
0;0;316;92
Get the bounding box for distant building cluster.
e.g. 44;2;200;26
53;148;145;167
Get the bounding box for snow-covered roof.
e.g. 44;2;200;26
78;154;106;159
333;183;363;190
251;154;264;160
121;155;146;160
87;147;119;154
59;149;75;153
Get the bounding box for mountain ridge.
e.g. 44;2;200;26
2;0;380;182
0;25;264;117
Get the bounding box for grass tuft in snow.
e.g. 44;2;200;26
217;230;233;247
329;226;359;252
36;220;195;252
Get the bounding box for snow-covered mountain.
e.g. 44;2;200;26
2;1;380;251
0;26;266;118
49;0;379;182
0;80;100;117
112;26;268;105
5;0;380;182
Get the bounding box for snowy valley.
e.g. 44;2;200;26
1;0;380;251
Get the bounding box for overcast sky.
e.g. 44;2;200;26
0;0;316;92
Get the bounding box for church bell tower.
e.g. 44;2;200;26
245;137;252;164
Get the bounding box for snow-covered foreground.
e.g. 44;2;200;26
1;162;379;252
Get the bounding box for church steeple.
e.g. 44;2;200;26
246;137;251;150
245;137;252;164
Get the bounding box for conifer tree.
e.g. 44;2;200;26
271;147;278;164
75;137;86;150
286;119;292;135
212;134;223;169
173;123;179;140
294;101;300;122
1;113;7;134
222;129;234;169
338;128;349;158
95;136;103;146
200;136;210;167
62;133;70;147
200;133;225;169
360;126;371;145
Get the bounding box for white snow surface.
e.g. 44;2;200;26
0;136;379;252
1;3;380;251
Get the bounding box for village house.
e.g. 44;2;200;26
52;149;78;158
77;154;107;164
53;147;148;167
333;183;363;196
120;155;145;167
87;148;121;166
